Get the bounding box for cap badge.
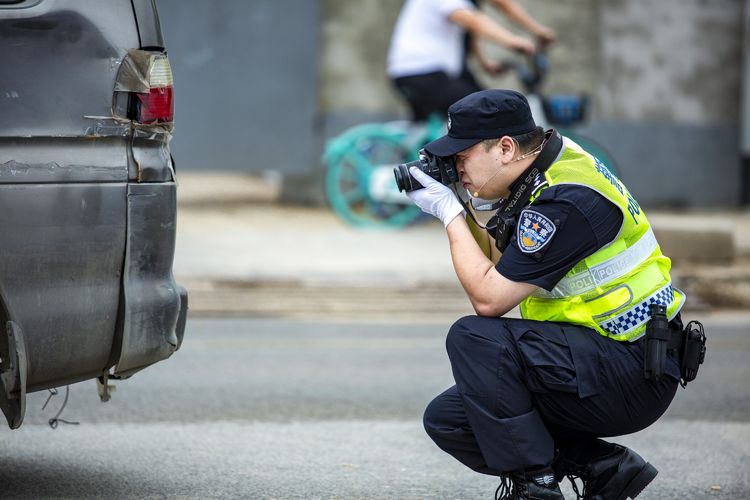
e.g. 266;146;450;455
447;113;452;132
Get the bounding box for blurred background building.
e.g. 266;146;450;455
158;0;748;208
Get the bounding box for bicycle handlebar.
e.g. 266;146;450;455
500;46;549;94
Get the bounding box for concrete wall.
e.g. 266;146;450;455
319;0;745;206
157;0;320;175
156;0;745;206
599;0;741;125
320;0;404;114
595;0;743;206
321;0;742;125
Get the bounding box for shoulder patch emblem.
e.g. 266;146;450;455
517;209;556;254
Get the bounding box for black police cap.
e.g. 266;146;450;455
424;89;537;157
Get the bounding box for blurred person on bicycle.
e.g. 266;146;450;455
387;0;556;122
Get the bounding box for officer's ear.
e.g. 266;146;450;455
498;136;517;163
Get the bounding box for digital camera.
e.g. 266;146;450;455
393;149;459;192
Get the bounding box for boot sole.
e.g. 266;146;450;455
616;462;658;500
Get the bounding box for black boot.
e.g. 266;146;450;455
555;442;658;500
495;467;565;500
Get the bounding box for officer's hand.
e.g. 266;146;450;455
406;167;465;227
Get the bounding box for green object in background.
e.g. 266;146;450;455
323;114;620;229
324;115;445;228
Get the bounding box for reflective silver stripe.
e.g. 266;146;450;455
533;227;659;299
597;283;681;339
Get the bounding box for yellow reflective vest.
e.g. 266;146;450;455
519;138;685;341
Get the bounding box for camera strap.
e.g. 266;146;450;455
458;129;563;252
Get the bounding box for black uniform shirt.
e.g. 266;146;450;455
496;184;623;291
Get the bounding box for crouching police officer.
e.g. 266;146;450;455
403;89;705;499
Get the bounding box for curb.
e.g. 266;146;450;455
178;278;475;320
650;214;738;263
176;172;282;209
178;264;750;319
674;260;750;310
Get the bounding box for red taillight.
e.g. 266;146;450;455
137;55;174;124
138;86;174;123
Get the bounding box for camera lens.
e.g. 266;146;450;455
393;159;424;192
393;164;409;192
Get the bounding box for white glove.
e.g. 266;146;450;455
406;167;465;227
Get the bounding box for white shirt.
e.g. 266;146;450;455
387;0;476;79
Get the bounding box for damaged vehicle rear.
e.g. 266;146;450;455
0;0;187;429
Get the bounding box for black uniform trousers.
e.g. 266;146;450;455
423;315;680;475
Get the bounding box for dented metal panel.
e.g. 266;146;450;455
0;0;139;138
0;183;127;390
114;182;181;376
0;137;129;183
132;134;174;182
0;0;186;427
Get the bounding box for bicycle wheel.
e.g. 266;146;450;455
565;132;621;179
324;129;422;229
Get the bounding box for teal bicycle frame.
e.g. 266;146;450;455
324;115;445;228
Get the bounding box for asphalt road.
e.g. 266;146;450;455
1;313;748;499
